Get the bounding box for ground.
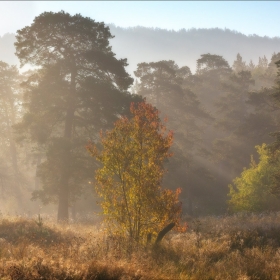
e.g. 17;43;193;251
0;213;280;279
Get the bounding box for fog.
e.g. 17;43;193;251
1;26;280;76
1;15;280;220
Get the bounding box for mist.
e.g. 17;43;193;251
1;23;280;216
1;8;280;279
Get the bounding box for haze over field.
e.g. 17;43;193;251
0;0;280;215
1;3;280;279
1;1;280;75
1;26;280;76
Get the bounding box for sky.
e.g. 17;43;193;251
0;1;280;38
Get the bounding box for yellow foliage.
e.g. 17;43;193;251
228;144;280;212
88;100;186;241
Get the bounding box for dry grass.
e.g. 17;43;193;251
1;212;280;279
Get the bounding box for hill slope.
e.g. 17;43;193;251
1;26;280;74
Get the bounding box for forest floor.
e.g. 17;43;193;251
0;212;280;279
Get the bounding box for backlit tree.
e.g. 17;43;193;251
88;100;185;241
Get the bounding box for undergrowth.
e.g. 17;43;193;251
1;213;280;279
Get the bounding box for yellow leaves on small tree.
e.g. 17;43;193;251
87;100;186;241
228;144;280;212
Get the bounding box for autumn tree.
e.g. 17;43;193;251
14;11;140;222
228;144;280;212
88;101;185;241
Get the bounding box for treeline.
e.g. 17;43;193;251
109;25;280;74
1;25;280;75
132;52;280;214
1;11;280;220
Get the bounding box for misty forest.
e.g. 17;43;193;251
1;11;280;280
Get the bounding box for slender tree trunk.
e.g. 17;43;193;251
186;168;193;216
4;100;19;175
57;68;77;223
34;154;42;189
57;169;70;222
4;100;23;209
155;222;175;244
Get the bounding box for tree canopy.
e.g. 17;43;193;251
228;144;280;212
14;11;140;222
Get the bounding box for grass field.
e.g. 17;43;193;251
1;212;280;279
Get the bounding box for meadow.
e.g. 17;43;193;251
1;213;280;279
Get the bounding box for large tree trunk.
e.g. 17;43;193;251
57;69;77;223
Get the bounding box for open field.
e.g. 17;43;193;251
1;213;280;279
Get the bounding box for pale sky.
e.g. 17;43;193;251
0;1;279;38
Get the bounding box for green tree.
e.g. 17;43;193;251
247;60;256;71
196;53;231;75
14;11;139;222
134;60;209;154
88;101;185;241
228;144;280;212
267;52;280;77
194;54;232;108
213;71;257;176
134;60;212;215
241;54;280;200
232;53;247;73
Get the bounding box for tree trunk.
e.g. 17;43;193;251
57;68;77;223
4;100;23;210
57;169;70;222
155;222;175;244
34;154;42;189
9;139;24;210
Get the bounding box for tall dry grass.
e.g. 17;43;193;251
0;212;280;279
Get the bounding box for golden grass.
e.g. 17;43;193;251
1;213;280;279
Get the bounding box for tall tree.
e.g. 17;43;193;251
196;53;231;75
134;60;213;214
213;71;260;179
232;53;247;73
194;54;232;108
134;60;210;157
235;56;280;200
15;11;139;222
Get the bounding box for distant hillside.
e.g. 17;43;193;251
1;26;280;75
109;26;280;75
